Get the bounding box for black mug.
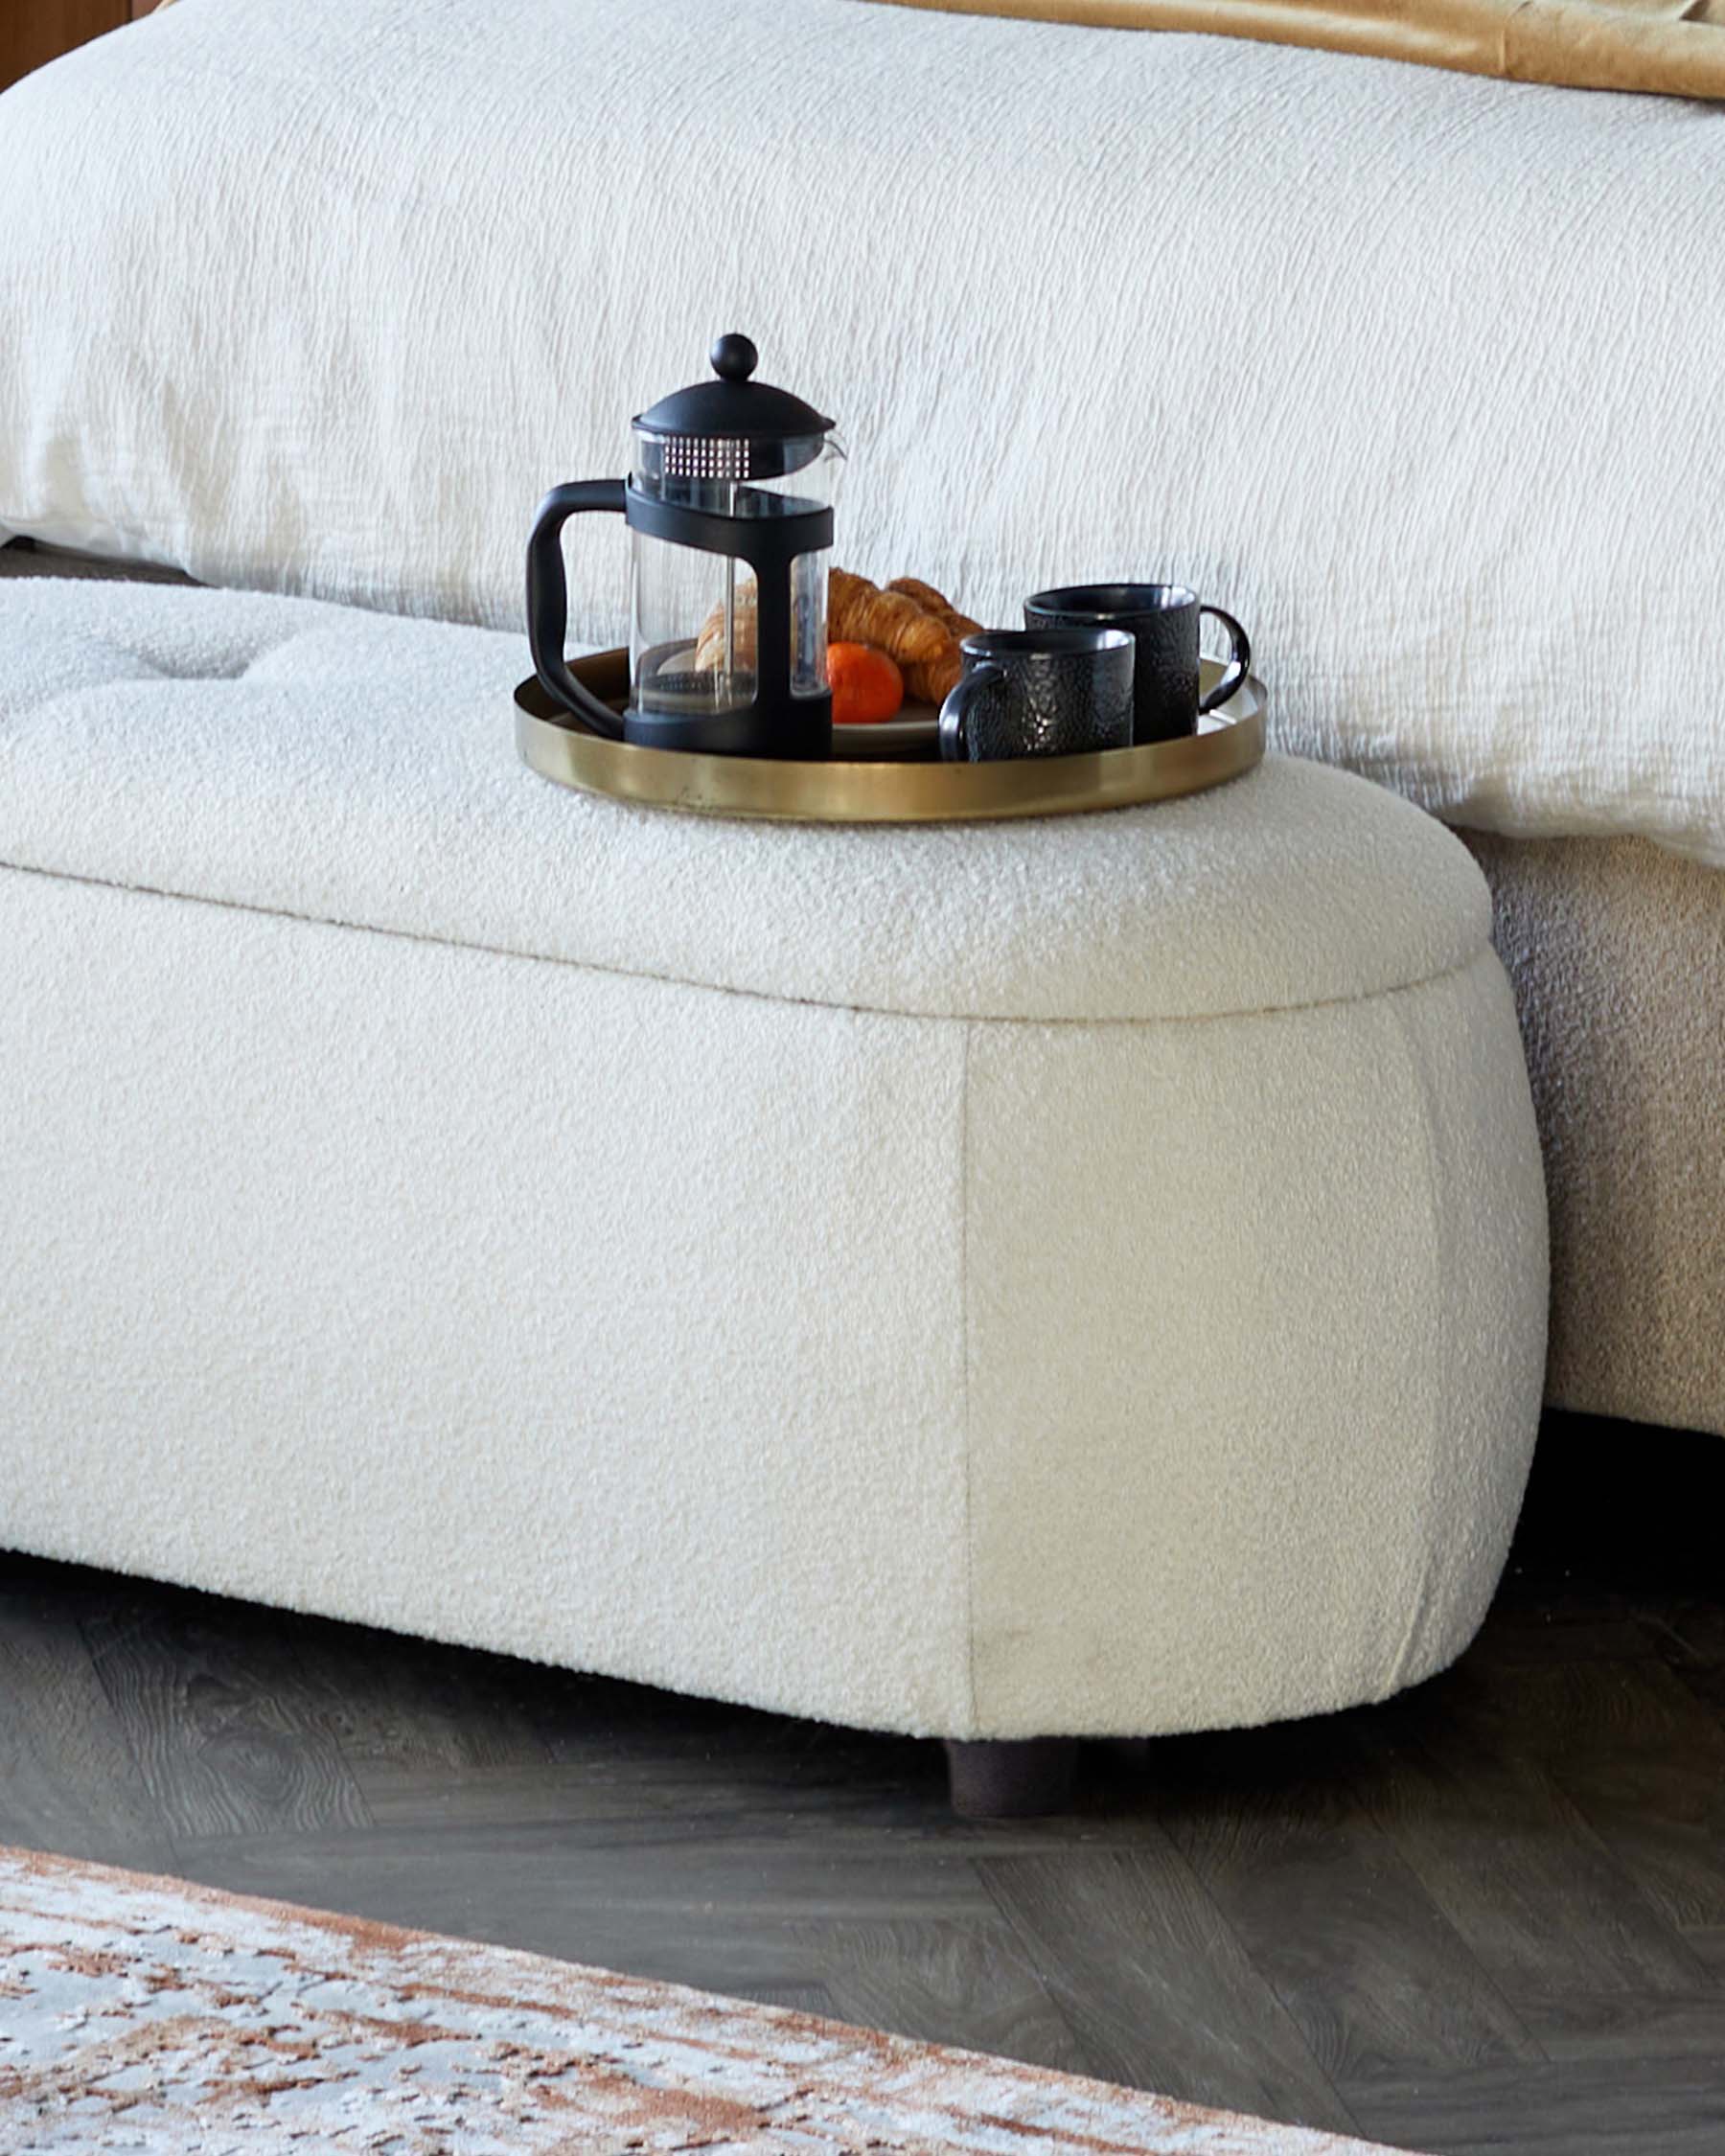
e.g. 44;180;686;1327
938;627;1135;763
1023;584;1250;745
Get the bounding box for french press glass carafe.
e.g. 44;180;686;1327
527;334;844;760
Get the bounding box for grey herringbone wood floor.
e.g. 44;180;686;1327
4;1414;1722;2155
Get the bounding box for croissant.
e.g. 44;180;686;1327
886;576;981;647
827;568;950;670
692;576;761;674
832;570;966;705
693;567;968;705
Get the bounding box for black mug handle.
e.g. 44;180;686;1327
1198;606;1251;715
939;662;1005;763
526;479;629;740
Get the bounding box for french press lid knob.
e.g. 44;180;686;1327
632;333;834;452
709;333;757;382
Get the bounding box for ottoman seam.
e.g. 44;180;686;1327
1382;987;1451;1692
958;1021;978;1732
0;860;1492;1031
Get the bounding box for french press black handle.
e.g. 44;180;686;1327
525;479;629;740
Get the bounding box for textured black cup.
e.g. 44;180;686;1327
1024;584;1250;745
938;627;1135;764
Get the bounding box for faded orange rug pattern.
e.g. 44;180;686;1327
0;1848;1414;2152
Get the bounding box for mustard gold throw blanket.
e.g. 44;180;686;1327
862;0;1725;98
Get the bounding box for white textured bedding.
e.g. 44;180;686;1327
0;0;1720;861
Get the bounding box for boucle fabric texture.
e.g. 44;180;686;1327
8;547;1715;1443
0;1851;1413;2154
0;0;1721;865
1463;829;1725;1440
0;580;1486;1023
0;578;1547;1739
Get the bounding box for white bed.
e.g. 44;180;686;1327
0;0;1720;865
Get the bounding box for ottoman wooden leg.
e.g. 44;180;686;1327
944;1738;1079;1819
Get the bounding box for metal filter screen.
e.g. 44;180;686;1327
657;437;750;483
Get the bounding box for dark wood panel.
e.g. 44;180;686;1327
81;1587;371;1841
1513;1990;1725;2061
1346;2058;1725;2156
981;1844;1359;2136
288;1612;553;1787
1148;1723;1541;2078
0;1561;171;1869
1352;1680;1706;2004
802;1915;1089;2074
1;0;128;89
1627;1594;1725;1681
726;1982;839;2018
172;1823;1001;2007
1446;1656;1725;1938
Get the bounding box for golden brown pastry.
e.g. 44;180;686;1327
693;567;967;704
694;603;755;674
902;649;962;707
886;576;981;647
831;570;962;705
827;569;946;669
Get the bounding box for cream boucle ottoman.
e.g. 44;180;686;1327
0;580;1548;1812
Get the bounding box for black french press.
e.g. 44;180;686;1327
526;334;845;759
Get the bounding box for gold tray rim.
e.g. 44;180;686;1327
515;651;1266;825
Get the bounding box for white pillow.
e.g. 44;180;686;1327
1;0;1721;863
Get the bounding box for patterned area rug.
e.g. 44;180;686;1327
0;1849;1412;2152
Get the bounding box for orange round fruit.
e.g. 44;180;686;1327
829;641;904;725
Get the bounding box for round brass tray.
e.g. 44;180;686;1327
515;649;1265;824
